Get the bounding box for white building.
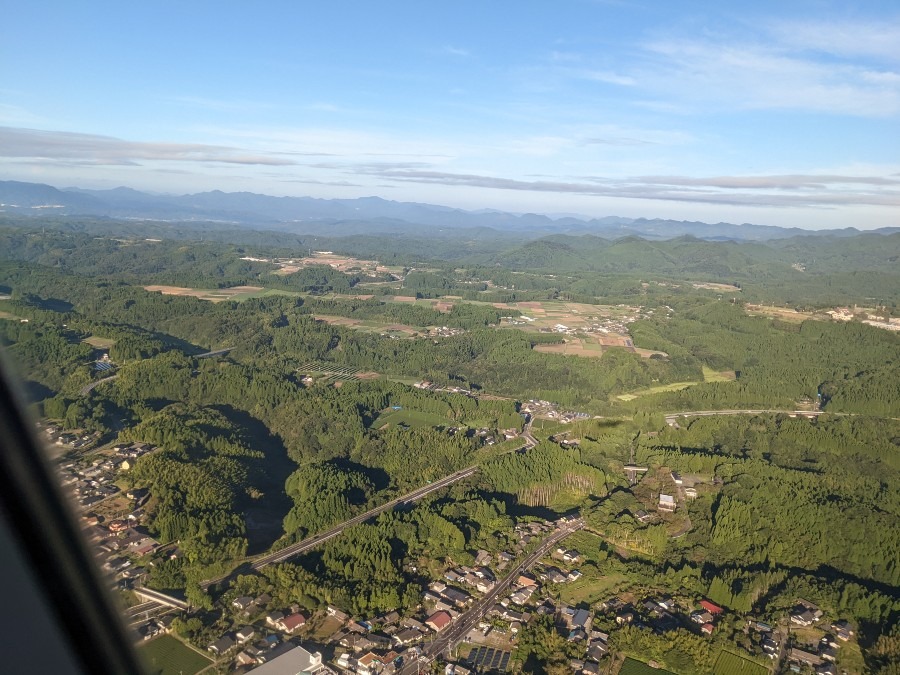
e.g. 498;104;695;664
251;645;332;675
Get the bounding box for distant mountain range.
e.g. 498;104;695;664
1;180;897;242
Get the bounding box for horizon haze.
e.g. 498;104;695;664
2;1;899;229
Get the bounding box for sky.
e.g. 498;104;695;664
1;1;899;229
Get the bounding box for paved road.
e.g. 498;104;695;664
196;347;232;359
79;373;118;396
133;585;189;610
663;409;825;423
399;518;584;675
249;466;480;570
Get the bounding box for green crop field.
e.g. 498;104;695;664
712;651;769;675
619;657;676;675
139;635;212;675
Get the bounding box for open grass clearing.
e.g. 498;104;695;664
144;285;265;302
83;335;117;349
702;366;736;382
558;571;629;605
138;634;211;675
616;381;699;401
712;650;768;675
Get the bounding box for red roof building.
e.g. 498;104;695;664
426;611;452;632
701;623;715;635
700;600;723;615
277;612;307;632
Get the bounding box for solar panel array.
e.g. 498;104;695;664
466;647;511;672
95;361;114;371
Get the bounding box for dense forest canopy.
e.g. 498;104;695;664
1;219;898;671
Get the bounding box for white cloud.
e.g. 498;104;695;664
768;18;900;62
442;45;470;57
0;126;297;166
581;70;636;86
640;38;900;116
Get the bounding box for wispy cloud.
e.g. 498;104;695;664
767;18;900;62
0;126;297;166
581;137;657;147
442;45;470;57
581;70;636;86
640;38;900;117
346;165;900;208
165;95;275;113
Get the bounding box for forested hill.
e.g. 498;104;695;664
2;179;898;241
486;232;900;276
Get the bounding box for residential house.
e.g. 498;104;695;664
791;607;821;627
327;605;350;622
357;651;381;675
831;619;854;641
426;611;452;632
277;612;308;633
691;611;714;625
393;628;422;646
699;600;723;615
658;494;677;512
232;596;255;611
208;635;235;655
571;609;591;631
236;626;256;643
789;648;823;668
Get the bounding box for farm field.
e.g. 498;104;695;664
138;635;211;675
313;314;421;336
616;381;698;401
616;365;737;400
618;657;676;675
744;303;819;323
298;361;379;384
533;338;606;358
712;650;769;675
692;281;742;292
144;284;266;302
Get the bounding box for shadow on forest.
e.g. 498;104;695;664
212;404;296;555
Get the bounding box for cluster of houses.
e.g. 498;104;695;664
519;399;591;424
783;603;852;675
52;432;157;511
58;441;159;509
58;456;122;509
421;326;466;338
80;504;159;582
206;594;334;674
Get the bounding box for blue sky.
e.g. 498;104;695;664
2;1;899;228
